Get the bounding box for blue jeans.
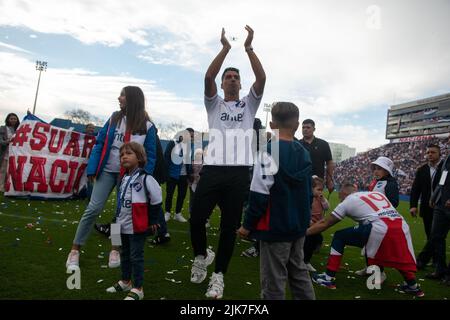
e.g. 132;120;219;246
121;233;147;288
73;171;120;246
331;223;372;254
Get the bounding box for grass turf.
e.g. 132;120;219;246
0;190;448;300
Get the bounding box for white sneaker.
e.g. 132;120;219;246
174;213;187;222
66;250;80;267
205;272;224;299
164;212;171;222
106;280;132;293
190;248;215;284
124;288;144;300
355;267;368;276
306;263;317;272
108;250;121;268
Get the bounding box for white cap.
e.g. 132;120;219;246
371;156;394;176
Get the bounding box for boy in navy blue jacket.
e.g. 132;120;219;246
237;102;316;300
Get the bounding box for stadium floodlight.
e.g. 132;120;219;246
263;103;272;129
32;60;48;115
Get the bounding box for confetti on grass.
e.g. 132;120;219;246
97;279;104;283
167;269;179;274
165;278;182;284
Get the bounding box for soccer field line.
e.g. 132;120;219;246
0;212;191;234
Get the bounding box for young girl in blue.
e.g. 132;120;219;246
106;142;162;300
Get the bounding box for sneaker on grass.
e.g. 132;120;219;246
205;272;224;299
124;288;144;300
190;248;215;284
66;250;80;268
397;282;425;298
106;280;132;293
312;272;336;289
174;213;188;222
241;245;259;258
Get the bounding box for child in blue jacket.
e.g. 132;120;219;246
238;102;315;300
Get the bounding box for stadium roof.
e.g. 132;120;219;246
390;92;450;111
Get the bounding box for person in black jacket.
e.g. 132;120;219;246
427;144;450;284
410;144;441;269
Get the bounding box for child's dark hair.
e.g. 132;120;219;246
312;176;324;188
221;67;240;81
271;102;299;129
120;142;147;168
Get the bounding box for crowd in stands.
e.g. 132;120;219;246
334;137;449;195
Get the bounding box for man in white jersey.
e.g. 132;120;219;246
307;183;424;297
189;25;266;299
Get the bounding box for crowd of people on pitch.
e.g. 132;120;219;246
2;25;449;301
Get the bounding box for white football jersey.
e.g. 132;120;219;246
332;191;402;223
203;87;262;166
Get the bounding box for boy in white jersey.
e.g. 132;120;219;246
189;25;266;299
307;183;424;297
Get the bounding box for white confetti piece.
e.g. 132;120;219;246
58;248;63;251
97;279;104;283
16;238;20;241
101;265;108;268
246;282;252;285
165;278;181;284
167;270;179;274
355;296;361;299
97;255;104;259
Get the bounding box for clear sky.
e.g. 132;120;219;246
0;0;449;151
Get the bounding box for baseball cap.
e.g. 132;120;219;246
371;156;394;176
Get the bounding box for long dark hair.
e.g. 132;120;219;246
5;113;20;130
112;86;150;135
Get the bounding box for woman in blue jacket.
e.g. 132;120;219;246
66;86;157;268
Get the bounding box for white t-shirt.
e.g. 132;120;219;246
104;117;148;172
332;191;402;224
204;87;262;166
116;173;136;234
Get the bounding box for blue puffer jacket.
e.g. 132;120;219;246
87;113;157;178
